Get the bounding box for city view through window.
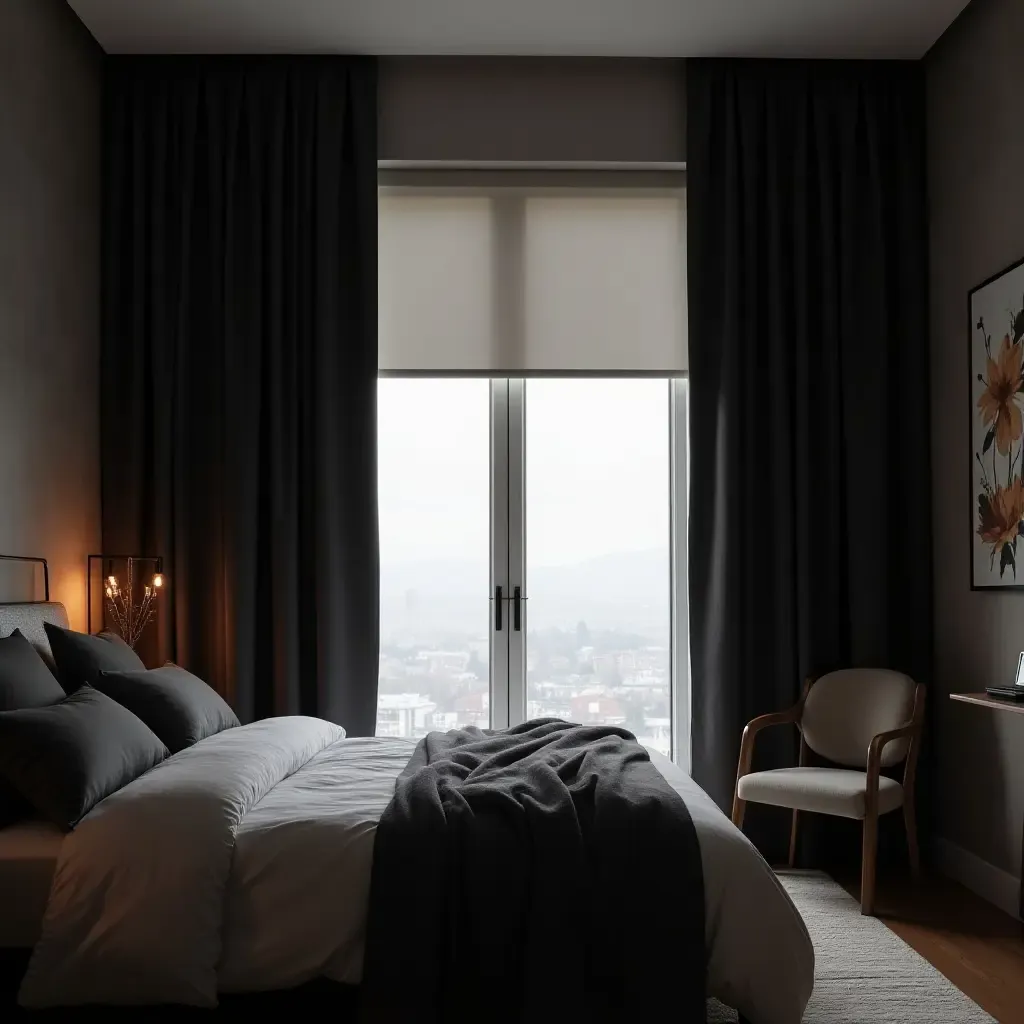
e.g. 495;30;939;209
376;378;672;756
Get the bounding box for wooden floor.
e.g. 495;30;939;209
836;872;1024;1023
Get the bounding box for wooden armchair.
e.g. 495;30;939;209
732;670;926;915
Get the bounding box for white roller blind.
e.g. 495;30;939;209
378;195;494;372
378;188;687;374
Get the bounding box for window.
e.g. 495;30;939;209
376;379;491;737
377;181;688;763
524;379;672;755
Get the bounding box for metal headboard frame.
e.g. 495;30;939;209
0;554;50;602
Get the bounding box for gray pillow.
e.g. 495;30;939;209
98;664;240;754
0;687;168;830
43;623;145;693
0;629;65;710
0;629;67;826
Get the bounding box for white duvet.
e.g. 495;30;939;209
21;718;813;1023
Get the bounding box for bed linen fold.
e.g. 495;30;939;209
19;716;343;1008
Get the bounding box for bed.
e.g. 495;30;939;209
0;819;63;948
0;602;814;1022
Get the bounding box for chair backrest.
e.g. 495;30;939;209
801;668;916;768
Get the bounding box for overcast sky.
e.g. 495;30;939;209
378;378;671;569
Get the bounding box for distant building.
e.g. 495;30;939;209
453;690;489;727
416;650;471;675
620;668;667;694
527;699;572;721
593;651;639;675
378;654;408;680
641;716;671;755
570;694;626;725
430;711;461;731
376;693;437;737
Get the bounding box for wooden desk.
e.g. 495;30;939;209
950;692;1024;921
950;692;1024;715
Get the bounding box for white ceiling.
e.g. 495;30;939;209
69;0;968;60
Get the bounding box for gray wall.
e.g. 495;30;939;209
0;0;102;628
379;57;685;163
927;0;1024;894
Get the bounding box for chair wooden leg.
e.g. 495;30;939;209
904;800;921;879
788;809;800;868
732;795;746;830
861;809;879;916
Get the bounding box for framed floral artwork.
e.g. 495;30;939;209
971;255;1024;588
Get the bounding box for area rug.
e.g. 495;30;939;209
707;871;995;1023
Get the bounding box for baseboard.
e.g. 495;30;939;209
932;836;1021;921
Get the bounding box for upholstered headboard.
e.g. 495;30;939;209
0;602;70;672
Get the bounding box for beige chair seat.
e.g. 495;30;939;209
737;767;904;820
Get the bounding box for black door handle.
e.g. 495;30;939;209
495;585;503;631
513;585;522;632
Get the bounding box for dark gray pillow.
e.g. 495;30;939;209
0;629;67;826
0;629;65;710
97;664;240;754
0;687;168;830
43;623;145;693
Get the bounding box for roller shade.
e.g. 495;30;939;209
378;188;687;374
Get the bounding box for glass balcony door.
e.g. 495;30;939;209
376;378;494;737
377;376;688;763
516;379;675;757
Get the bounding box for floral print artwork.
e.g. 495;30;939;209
973;261;1024;584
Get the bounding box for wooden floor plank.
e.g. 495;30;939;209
836;872;1024;1024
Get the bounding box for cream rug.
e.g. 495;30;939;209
708;871;995;1023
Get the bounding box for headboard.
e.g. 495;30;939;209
0;602;70;672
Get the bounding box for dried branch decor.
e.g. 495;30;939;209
104;559;164;649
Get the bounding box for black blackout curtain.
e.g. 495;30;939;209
686;60;932;857
101;57;379;733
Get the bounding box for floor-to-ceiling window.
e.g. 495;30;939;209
376;177;689;763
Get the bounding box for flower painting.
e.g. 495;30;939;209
971;256;1024;588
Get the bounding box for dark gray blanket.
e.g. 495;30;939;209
360;719;705;1023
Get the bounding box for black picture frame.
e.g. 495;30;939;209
968;253;1024;591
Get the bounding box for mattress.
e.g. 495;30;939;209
0;820;63;947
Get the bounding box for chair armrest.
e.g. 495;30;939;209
867;723;915;770
735;704;802;782
864;684;927;819
864;724;913;778
864;722;916;804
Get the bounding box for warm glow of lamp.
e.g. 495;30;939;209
89;558;164;649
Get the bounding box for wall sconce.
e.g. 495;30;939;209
87;555;165;648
